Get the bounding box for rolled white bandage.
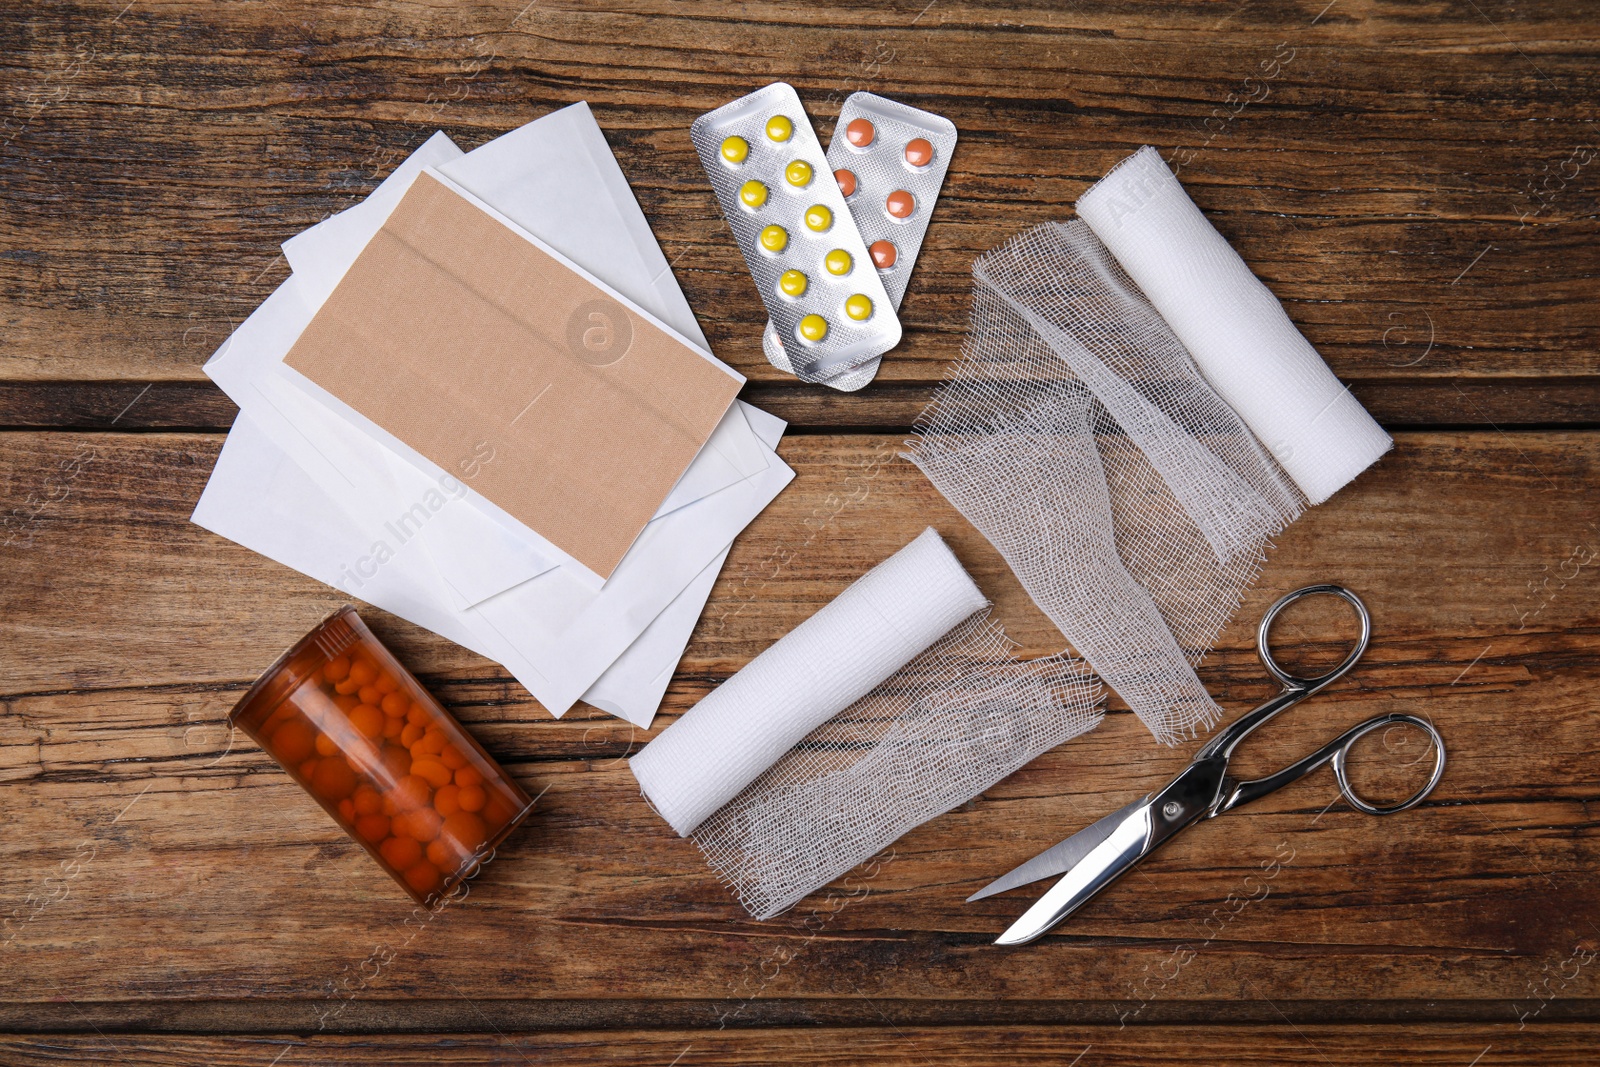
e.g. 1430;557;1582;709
629;527;987;837
1077;146;1391;505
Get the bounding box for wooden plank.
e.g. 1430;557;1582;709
1;1024;1598;1065
1;430;1596;1014
5;996;1600;1031
0;0;1595;390
1;376;1597;432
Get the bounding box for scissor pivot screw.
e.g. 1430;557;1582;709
1162;801;1182;818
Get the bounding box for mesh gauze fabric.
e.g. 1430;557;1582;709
906;220;1305;744
691;612;1103;919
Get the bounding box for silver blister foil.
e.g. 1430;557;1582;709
691;83;900;380
764;92;958;391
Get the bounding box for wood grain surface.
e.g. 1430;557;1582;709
5;1025;1600;1065
3;0;1598;1062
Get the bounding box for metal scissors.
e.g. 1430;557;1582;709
971;584;1446;946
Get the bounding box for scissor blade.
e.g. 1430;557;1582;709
994;800;1155;946
993;758;1230;946
966;798;1148;902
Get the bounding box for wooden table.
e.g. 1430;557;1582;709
3;1;1597;1062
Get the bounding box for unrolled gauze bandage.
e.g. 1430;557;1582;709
1077;146;1391;504
630;527;988;837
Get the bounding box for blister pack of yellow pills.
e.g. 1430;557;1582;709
691;82;900;381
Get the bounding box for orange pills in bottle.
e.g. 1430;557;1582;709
229;607;534;906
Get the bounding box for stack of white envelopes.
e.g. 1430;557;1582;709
193;103;795;729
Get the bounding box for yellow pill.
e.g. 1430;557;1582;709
766;115;793;142
798;314;828;342
804;204;832;232
785;160;812;187
845;294;873;321
720;136;749;164
779;269;808;297
739;180;768;209
823;248;852;276
759;225;788;252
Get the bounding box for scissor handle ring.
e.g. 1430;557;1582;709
1257;584;1371;693
1332;713;1446;815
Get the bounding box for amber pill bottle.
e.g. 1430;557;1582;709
229;607;534;905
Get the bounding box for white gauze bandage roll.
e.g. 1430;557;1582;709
629;527;988;837
1077;146;1392;505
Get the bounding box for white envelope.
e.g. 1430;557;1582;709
194;410;499;657
195;106;794;723
225;111;767;604
581;401;788;724
271;163;751;589
285;106;772;585
212;278;765;611
194;401;786;727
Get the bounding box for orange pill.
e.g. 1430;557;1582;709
439;744;468;771
338;797;356;822
398;806;442;842
379;745;411;781
374;673;398;695
352;785;383;815
482;791;517;828
834;168;857;198
262;703;299;734
334;675;361;696
392;774;432;811
403;860;442;896
350;704;385;740
381;692;409;717
457;784;487;812
426;837;466;872
412;758;453;789
845;117;875;147
441;810;488;855
332;692;360;713
355;814;390;844
345;739;384;780
869;240;898;269
298;756;319;780
357;685;381;707
406;702;431;727
904;137;934;167
323;656;351;684
400;722;424;748
379;835;422;870
454;765;485;788
312;757;356;801
270;719;316;764
382;716;404;740
886;189;915;219
348;659;376;687
434;783;461;817
415;729;446;757
314;732;339;757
